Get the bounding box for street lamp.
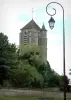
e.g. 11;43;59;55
48;17;55;29
46;2;66;100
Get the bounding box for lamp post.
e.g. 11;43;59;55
46;2;66;100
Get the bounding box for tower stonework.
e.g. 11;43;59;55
19;19;47;64
40;24;47;63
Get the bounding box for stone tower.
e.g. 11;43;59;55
40;23;47;63
19;19;47;63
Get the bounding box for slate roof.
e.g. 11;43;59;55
20;19;41;30
41;23;47;31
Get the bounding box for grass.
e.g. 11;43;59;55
0;96;38;100
0;96;71;100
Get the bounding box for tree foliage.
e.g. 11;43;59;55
0;32;63;88
17;47;61;88
0;33;17;85
9;61;44;88
59;75;70;91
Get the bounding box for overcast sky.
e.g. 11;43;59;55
0;0;71;78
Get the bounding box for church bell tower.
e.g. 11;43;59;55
19;19;47;64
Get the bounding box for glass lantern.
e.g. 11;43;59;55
48;17;55;29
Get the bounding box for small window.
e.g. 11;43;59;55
25;32;27;34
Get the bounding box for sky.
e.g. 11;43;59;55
0;0;71;79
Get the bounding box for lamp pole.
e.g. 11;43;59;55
46;2;66;100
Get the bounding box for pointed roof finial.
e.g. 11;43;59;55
42;23;45;29
42;23;47;31
32;8;34;20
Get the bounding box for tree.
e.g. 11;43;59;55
0;32;61;88
47;73;60;87
19;48;60;88
59;75;70;91
9;60;44;88
0;33;17;85
0;65;10;85
0;33;17;66
0;33;9;65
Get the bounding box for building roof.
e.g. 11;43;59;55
41;23;47;31
20;19;41;30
